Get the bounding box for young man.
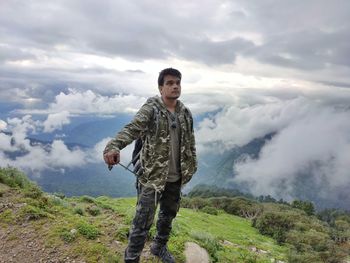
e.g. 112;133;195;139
103;68;197;263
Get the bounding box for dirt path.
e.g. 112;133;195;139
184;242;209;263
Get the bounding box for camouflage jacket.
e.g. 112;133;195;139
104;96;197;192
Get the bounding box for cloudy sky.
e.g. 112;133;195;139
1;1;350;203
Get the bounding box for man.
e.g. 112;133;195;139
103;68;197;263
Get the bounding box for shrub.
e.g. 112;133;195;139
189;197;209;210
287;250;321;263
77;221;100;239
0;209;15;223
60;229;77;243
80;195;96;204
73;207;85;216
23;184;43;199
86;205;101;216
291;200;315;216
114;225;130;242
208;197;232;210
0;167;30;188
180;197;192;208
254;211;294;244
201;206;218;215
53;192;66;199
18;205;48;221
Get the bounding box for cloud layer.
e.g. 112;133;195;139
0;115;105;174
195;91;350;206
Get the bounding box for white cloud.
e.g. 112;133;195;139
0;133;12;152
233;107;350;200
43;111;70;132
196;96;314;153
0;115;93;173
50;140;86;167
0;119;7;131
18;89;147;116
88;136;135;168
0;114;137;174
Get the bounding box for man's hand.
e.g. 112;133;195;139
103;150;120;169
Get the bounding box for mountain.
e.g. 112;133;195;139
1;131;137;198
189;133;275;190
29;115;132;147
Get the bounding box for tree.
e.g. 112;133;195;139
291;200;315;216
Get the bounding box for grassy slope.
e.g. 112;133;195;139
0;182;288;263
95;196;288;262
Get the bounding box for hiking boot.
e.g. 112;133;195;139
124;249;140;263
150;242;175;263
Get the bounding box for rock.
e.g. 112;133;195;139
222;240;233;246
184;242;209;263
250;246;257;252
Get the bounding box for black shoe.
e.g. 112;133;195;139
124;249;140;263
150;242;175;263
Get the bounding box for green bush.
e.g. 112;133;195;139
85;205;101;216
254;211;294;244
114;225;130;242
60;229;77;243
189;197;209;210
201;206;218;215
287;250;322;263
208;197;232;210
0;167;30;188
53;192;66;199
73;207;85;216
77;221;100;239
23;184;43;199
291;200;315;216
180;197;192;208
80;195;96;204
0;209;15;223
18;205;48;221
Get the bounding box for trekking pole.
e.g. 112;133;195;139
108;163;139;177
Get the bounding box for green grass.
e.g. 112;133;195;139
0;166;290;263
94;197;288;262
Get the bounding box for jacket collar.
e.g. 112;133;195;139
152;95;185;113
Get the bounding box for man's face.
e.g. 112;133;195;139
159;75;181;100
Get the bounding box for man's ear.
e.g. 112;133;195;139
159;86;163;94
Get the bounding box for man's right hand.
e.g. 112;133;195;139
103;150;120;167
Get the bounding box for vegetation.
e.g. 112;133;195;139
1;168;349;263
184;185;350;262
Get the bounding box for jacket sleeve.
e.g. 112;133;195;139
188;110;198;171
104;102;153;153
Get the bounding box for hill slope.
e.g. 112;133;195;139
0;168;288;263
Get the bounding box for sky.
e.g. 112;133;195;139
1;1;350;204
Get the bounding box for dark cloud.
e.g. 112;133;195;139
0;1;255;64
319;80;350;89
244;28;350;70
236;1;350;70
1;0;350;111
1;1;350;71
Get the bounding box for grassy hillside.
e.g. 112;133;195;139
0;167;289;263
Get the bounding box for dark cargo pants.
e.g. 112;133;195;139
124;179;181;263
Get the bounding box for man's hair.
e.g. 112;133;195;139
158;68;182;86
